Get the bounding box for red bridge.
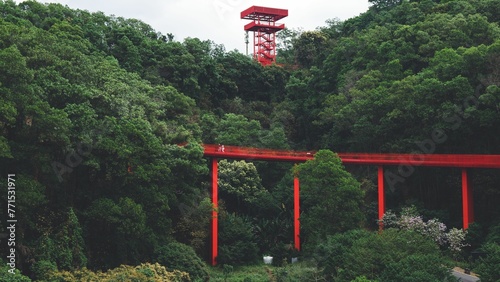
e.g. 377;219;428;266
203;144;500;265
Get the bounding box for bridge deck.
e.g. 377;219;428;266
202;144;500;168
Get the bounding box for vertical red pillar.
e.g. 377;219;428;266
211;158;218;265
462;169;474;229
294;175;300;251
378;166;385;229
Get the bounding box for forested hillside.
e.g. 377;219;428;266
1;0;500;281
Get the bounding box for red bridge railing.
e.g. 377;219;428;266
202;144;500;168
202;144;314;162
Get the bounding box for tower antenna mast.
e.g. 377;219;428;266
245;31;249;56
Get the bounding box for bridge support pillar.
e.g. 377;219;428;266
378;166;385;230
211;158;218;265
462;169;474;229
294;175;300;251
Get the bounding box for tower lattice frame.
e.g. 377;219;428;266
241;6;288;66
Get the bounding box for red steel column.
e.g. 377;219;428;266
462;169;474;229
211;158;218;265
294;175;300;251
378;166;385;229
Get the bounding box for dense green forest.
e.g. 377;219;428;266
1;0;500;281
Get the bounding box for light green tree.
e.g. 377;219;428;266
218;159;268;212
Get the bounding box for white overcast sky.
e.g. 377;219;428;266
15;0;370;52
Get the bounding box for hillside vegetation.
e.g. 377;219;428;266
1;0;500;281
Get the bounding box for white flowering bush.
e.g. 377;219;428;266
447;227;468;254
381;210;398;227
424;218;448;246
398;214;426;232
381;206;468;256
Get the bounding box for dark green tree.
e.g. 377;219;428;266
293;31;329;68
475;243;500;282
154;241;209;281
296;150;365;248
214;113;261;146
369;0;404;10
218;213;260;265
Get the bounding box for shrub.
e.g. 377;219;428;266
382;206;468;256
475;243;500;282
314;228;451;281
351;276;376;282
218;213;259;265
380;254;453;282
30;260;57;281
46;263;190;281
314;229;371;279
485;222;500;245
154;241;209;281
0;263;31;282
344;229;451;281
175;197;213;258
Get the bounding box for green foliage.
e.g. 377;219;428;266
175;197;213;257
475;243;500;282
484;222;500;246
314;229;371;279
369;0;404;10
218;213;260;265
46;263;190;282
222;264;233;282
351;276;376;282
30;260;57;281
379;254;453;282
0;3;207;270
207;262;324;282
276;27;303;65
317;1;500;155
154;242;209;281
218;159;268;213
315;228;452;281
296;150;365;248
215;114;261;146
0;263;31;282
61;208;87;269
0;44;32;87
84;197;150;268
344;229;451;281
254;216;294;261
293;31;329;68
31;208;87;276
464;222;485;254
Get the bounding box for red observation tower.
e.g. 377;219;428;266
241;6;288;66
